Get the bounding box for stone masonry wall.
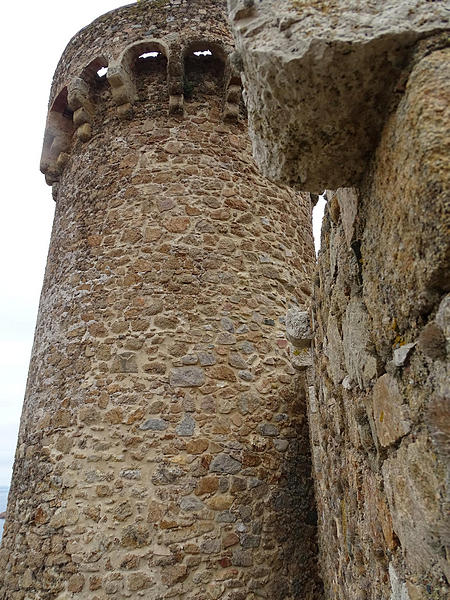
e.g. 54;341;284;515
229;2;449;599
312;41;449;600
0;2;322;600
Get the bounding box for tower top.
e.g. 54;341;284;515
41;0;239;186
50;0;231;105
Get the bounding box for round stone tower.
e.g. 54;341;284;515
0;1;321;599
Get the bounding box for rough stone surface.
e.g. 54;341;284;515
209;454;242;475
228;0;449;191
383;433;449;581
290;347;313;371
372;374;411;447
2;2;449;600
310;44;450;600
285;308;312;348
335;188;358;247
228;2;450;595
389;563;410;600
392;343;416;367
229;5;449;598
342;298;378;389
170;367;205;388
140;418;169;431
436;294;450;343
175;414;196;437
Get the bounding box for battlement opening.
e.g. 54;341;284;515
135;52;168;110
193;50;212;57
40;87;74;181
49;87;74;140
94;68;110;99
49;88;74;135
51;88;73;120
139;51;159;59
80;57;109;89
183;43;225;101
135;51;167;75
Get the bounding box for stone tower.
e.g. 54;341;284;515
0;1;321;599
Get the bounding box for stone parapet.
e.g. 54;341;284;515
312;46;449;600
40;0;242;186
227;1;449;597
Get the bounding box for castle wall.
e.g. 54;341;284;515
0;2;322;599
229;1;449;599
312;44;449;599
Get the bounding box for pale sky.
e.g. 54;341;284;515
0;1;325;487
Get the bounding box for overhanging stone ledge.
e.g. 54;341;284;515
228;0;450;192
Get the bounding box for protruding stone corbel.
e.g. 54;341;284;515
107;62;136;119
68;78;95;142
286;307;313;370
223;52;242;121
40;110;74;186
168;45;184;115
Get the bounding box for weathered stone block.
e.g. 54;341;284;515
259;423;279;437
290;346;313;370
77;122;92;142
417;322;446;360
67;574;85;593
335;188;358;247
49;508;79;529
362;48;450;355
111;352;138;373
176;415;196;436
179;496;205;512
389;563;410;600
324;314;345;385
170;367;205;387
209;454;242;474
342;298;377;389
436;294;450;343
393;343;416;368
372;374;411;447
285;308;312;348
127;571;153;591
228;0;449;191
140;418;168;431
231;548;252;567
382;433;448;578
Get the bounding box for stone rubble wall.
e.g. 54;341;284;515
228;1;450;599
0;1;323;599
312;41;449;600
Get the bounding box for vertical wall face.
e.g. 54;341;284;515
0;2;321;600
228;3;449;599
313;44;449;599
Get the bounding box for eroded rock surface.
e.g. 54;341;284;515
228;0;449;191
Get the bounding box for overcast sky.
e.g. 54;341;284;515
0;1;325;487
